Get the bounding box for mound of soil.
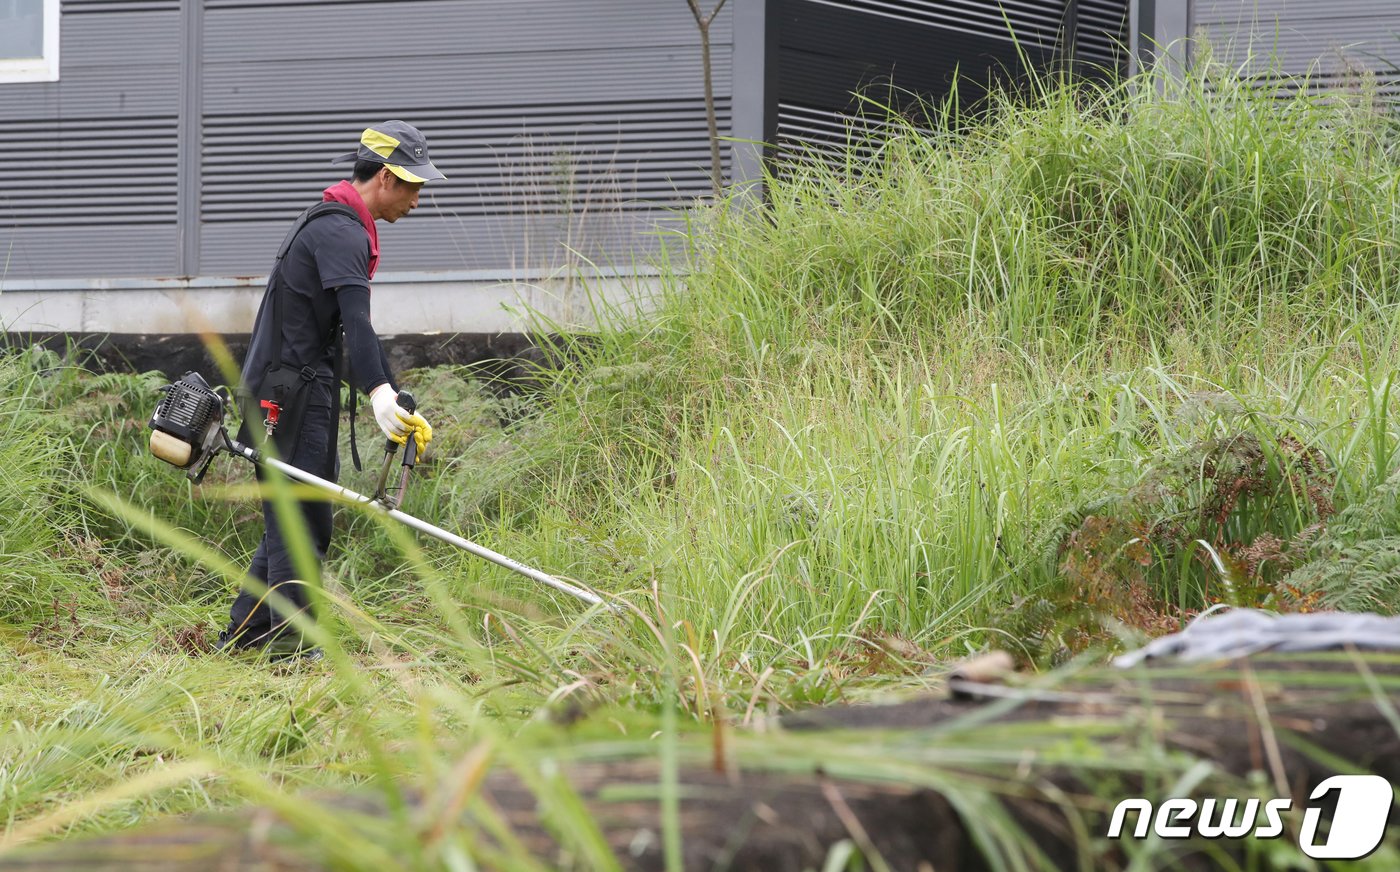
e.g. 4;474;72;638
4;653;1397;871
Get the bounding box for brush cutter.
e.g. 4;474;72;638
146;371;609;610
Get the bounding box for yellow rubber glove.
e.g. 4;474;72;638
399;411;433;454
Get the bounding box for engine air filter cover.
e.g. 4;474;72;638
148;372;227;477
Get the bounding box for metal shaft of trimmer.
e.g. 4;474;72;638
228;439;612;610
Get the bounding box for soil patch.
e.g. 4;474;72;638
4;653;1397;870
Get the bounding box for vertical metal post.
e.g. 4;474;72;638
1131;0;1190;85
1155;0;1191;78
730;0;778;205
1130;0;1162;78
177;0;204;277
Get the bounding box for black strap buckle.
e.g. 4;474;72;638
299;365;317;382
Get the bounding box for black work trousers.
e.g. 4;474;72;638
225;390;337;648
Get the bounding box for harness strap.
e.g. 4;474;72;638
332;325;365;473
269;202;359;369
285;364;319;452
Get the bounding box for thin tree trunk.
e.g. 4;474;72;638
687;0;729;199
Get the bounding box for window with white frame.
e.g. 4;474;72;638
0;0;59;83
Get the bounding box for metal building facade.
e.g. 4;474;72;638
1133;0;1400;98
0;1;1142;339
6;1;1395;339
0;0;738;335
767;0;1131;162
1196;0;1400;97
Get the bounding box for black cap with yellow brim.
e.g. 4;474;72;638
331;120;446;183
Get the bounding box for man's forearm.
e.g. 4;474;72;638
336;285;393;394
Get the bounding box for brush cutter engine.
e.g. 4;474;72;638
148;371;230;483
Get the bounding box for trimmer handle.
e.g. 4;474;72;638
399;391;420;467
383;389;417;453
393;390;420;508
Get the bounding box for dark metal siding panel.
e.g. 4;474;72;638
4;119;179;225
773;0;1072;165
806;0;1070;50
0;64;180;119
199;99;731;274
771;0;1130;169
62;10;182;67
4;0;733;283
64;1;179;11
202;0;728;61
0;4;180;280
777;0;1050;111
373;210;694;275
773;102;885;167
202;101;728;220
1190;0;1393;25
198;0;733;276
1077;0;1131;71
201;211;690;277
202;48;730;113
0;8;181;119
0;228;180;279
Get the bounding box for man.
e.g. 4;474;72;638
217;121;445;660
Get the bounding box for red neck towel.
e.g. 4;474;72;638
322;180;379;279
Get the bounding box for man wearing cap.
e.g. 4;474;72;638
217;121;447;660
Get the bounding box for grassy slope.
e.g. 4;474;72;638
3;66;1400;865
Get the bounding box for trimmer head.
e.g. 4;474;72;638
148;371;229;483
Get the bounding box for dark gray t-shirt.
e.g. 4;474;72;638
241;210;391;402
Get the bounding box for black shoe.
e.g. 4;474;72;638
258;630;321;664
214;629;320;663
213;628;255;654
266;646;323;664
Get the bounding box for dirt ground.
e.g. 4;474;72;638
4;652;1398;871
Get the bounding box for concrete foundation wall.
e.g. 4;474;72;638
0;270;663;336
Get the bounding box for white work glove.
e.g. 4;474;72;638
371;383;411;442
370;384;433;452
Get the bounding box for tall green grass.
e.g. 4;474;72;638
0;351;118;623
457;63;1400;678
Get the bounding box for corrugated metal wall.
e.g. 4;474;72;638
1;1;181;280
771;0;1130;163
1077;0;1133;72
0;0;731;282
1192;0;1400;101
